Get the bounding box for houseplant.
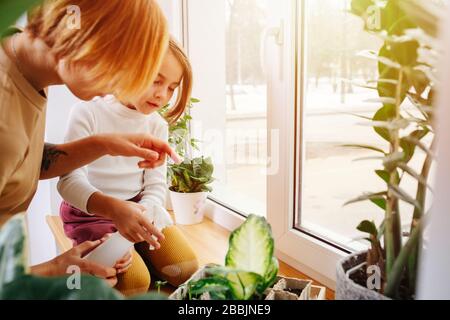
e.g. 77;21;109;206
167;156;214;225
170;214;323;300
160;98;215;225
0;214;165;299
336;0;443;300
159;98;202;213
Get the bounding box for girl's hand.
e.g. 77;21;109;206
31;239;118;287
109;198;165;248
114;249;133;274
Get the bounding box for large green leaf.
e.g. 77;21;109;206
373;104;396;142
0;0;41;36
1;275;122;300
377;46;409;105
205;266;262;300
381;0;411;34
226;271;261;300
225;215;274;278
187;277;231;300
257;256;278;294
0;214;28;292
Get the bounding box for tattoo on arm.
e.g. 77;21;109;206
41;143;68;172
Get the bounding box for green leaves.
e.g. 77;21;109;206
0;215;27;293
226;215;274;276
357;220;378;237
186;215;278;300
372;104;396;142
0;0;41;37
347;0;439;299
168;157;214;193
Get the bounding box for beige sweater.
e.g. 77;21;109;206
0;43;47;227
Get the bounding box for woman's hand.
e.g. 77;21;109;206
30;239;118;287
40;134;181;180
97;133;182;168
114;249;133;274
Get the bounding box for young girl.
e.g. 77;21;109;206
57;38;199;296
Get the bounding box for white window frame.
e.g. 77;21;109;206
171;0;349;290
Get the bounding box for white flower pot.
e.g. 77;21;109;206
169;191;208;225
83;232;133;267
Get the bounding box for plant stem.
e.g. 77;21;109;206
408;137;435;294
384;219;422;298
385;69;404;278
412;137;435;221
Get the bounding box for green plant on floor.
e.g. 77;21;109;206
168;157;214;193
154;280;168;295
184;215;279;300
0;215;166;300
345;0;444;299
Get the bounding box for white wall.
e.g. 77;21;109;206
157;0;183;41
27;86;81;265
417;6;450;300
185;0;228;181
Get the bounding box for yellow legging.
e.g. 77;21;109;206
115;225;199;297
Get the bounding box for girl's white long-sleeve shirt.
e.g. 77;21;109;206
57;96;173;230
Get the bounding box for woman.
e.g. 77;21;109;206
0;0;179;287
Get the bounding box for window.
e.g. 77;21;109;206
187;0;273;217
185;0;425;287
295;0;426;252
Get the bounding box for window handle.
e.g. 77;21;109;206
260;19;285;80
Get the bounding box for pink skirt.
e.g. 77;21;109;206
59;193;142;246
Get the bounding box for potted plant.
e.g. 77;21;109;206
169;214;326;300
336;0;443;300
167;156;214;225
160;98;215;225
159;98;201;212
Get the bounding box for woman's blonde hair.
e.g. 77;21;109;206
27;0;169;103
164;37;193;124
